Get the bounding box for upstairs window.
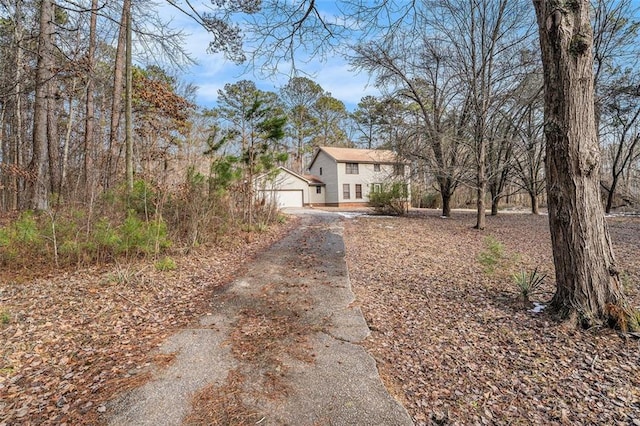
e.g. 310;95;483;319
345;163;359;174
373;164;381;172
394;163;405;176
319;167;323;175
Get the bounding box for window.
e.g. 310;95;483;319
319;167;323;175
345;163;359;174
372;183;381;193
394;163;405;176
316;186;322;194
355;184;362;199
373;164;381;172
343;184;350;199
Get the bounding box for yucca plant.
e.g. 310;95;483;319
513;267;547;303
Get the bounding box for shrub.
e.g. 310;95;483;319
0;309;10;325
478;236;505;274
119;210;170;257
369;182;410;216
155;256;177;271
513;267;546;303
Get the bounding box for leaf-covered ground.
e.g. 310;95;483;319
0;221;296;425
2;209;639;425
344;210;640;426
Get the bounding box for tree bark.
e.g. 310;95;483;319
533;0;633;329
106;0;131;189
475;128;487;229
83;0;98;200
441;191;451;217
530;192;539;215
47;81;60;199
125;2;134;192
29;0;55;210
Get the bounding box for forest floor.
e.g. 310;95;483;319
343;209;640;425
1;209;639;425
0;220;297;425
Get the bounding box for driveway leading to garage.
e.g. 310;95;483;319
107;209;413;425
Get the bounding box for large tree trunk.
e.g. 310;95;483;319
533;0;633;329
29;0;55;210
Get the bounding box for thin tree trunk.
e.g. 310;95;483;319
439;177;452;217
491;194;499;216
475;132;487;229
530;192;539;215
125;3;134;191
83;0;98;200
61;78;78;193
106;0;131;189
47;81;60;199
533;0;633;329
605;179;616;214
12;1;24;210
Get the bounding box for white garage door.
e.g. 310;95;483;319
262;190;303;208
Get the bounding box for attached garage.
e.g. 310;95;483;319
255;167;324;209
260;189;304;208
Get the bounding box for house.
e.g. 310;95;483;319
307;146;410;207
255;147;410;208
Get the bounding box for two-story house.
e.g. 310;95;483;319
306;146;410;207
255;146;410;208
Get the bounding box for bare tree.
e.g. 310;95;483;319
600;81;640;213
511;82;546;215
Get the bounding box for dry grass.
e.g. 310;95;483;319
184;370;261;426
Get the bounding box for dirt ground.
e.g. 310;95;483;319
343;210;640;426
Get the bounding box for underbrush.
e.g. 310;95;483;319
0;172;282;271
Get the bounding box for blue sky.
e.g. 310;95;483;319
158;2;380;111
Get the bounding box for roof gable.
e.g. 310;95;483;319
256;166;314;184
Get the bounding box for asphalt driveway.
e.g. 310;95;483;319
107;209;413;425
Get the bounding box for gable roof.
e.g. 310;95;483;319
310;146;400;168
256;166;324;185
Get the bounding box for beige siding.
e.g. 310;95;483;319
308;186;325;205
308;148;411;206
309;151;339;204
256;168;310;204
338;162;406;202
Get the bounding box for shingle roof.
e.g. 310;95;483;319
318;146;399;164
303;174;324;185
